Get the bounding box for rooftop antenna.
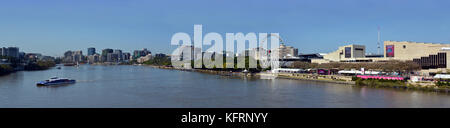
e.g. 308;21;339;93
377;26;381;55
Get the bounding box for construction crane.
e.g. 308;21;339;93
377;26;381;55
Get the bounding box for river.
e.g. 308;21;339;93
0;65;449;108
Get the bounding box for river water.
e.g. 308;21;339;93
0;65;449;108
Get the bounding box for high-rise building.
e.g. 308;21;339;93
101;49;113;62
137;54;152;63
63;50;84;63
0;47;19;58
123;52;131;61
72;51;83;62
25;53;42;61
9;47;19;58
88;53;100;63
88;47;96;56
113;49;123;61
63;50;73;62
19;52;25;59
106;53;119;62
133;48;151;59
102;49;113;56
277;44;298;59
100;55;107;62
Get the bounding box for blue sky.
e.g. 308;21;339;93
0;0;450;56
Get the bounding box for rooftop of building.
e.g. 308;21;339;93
340;44;366;47
385;40;450;45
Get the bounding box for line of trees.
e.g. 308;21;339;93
1;55;58;76
143;56;171;66
24;60;56;71
1;56;17;76
0;64;14;76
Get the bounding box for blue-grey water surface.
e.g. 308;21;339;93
1;65;449;108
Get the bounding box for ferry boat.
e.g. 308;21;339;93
36;77;76;86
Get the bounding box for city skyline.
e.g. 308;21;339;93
1;0;450;56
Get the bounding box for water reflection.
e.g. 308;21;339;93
0;65;449;108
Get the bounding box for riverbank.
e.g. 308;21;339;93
274;73;355;85
144;65;254;76
0;61;56;76
144;65;354;84
143;65;450;93
0;64;14;76
354;78;450;93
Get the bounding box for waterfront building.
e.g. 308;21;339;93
101;49;113;56
88;47;96;56
113;49;123;61
88;53;100;63
311;41;450;72
236;44;298;67
0;47;5;57
72;51;84;62
122;52;131;61
298;53;323;62
25;53;42;61
63;50;84;63
137;54;152;63
63;51;73;62
171;45;201;62
101;49;113;62
19;52;25;59
365;53;384;58
384;41;450;70
247;47;270;61
276;43;298;59
100;55;107;62
133;48;151;59
244;44;299;67
0;47;20;58
8;47;20;58
106;53;119;62
311;44;366;64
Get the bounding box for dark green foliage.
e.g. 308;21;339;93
0;64;14;75
24;60;56;71
354;78;407;88
143;56;172;66
436;80;450;87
